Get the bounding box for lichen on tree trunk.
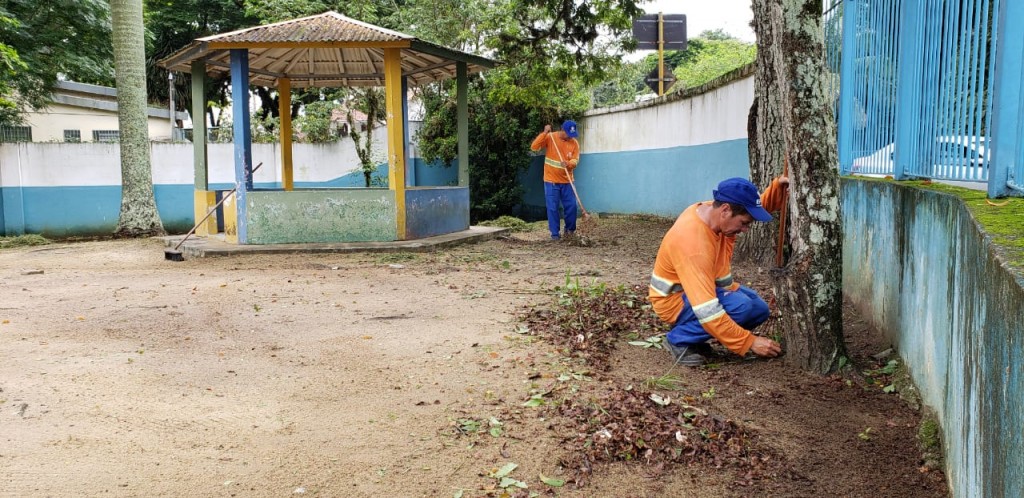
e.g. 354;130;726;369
111;0;165;238
750;0;845;374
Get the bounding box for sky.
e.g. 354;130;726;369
639;0;755;43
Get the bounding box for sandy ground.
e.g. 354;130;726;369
0;217;946;497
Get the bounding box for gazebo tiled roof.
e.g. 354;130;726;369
159;11;494;87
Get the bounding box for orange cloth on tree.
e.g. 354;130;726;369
648;177;788;355
530;132;580;184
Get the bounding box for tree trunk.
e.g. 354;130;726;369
737;0;788;266
111;0;165;237
752;0;845;374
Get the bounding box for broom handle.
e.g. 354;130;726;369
547;132;589;217
173;162;263;251
775;155;789;267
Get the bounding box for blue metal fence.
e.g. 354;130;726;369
830;0;1024;196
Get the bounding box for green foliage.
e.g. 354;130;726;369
591;30;755;108
0;0;113;127
418;77;566;222
295;100;337;144
670;36;755;90
144;0;259;122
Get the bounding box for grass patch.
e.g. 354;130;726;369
0;234;51;249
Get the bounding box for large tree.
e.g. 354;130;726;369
111;0;164;237
0;0;113;127
748;0;844;374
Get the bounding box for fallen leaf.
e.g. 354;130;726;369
540;474;565;487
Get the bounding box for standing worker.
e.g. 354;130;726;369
649;176;789;366
531;120;581;241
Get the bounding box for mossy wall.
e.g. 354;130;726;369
842;178;1024;498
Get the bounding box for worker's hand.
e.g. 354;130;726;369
750;336;782;357
778;175;790;187
543;124;552;134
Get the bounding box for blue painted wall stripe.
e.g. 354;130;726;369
520;139;751;218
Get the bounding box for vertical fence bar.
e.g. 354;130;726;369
988;0;1024;197
895;0;922;180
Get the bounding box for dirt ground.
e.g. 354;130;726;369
0;216;947;497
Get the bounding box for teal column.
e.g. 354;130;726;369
988;0;1024;197
402;76;413;187
837;0;859;173
190;61;208;189
457;61;468;187
230;49;252;243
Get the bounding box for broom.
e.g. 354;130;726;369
164;162;263;261
547;132;597;235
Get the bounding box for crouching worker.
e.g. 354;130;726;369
648;177;788;366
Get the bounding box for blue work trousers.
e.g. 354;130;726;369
667;286;770;346
544;181;577;238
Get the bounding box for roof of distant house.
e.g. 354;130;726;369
52;81;189;120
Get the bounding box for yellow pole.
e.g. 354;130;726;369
658;12;665;96
278;78;293;191
384;48;406;240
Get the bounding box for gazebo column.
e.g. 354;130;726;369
227;49;253;244
278;77;294;191
190;61;216;235
384;48;407;239
457;61;468;187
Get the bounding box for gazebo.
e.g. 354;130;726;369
159;12;494;244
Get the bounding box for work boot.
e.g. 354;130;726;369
665;341;711;367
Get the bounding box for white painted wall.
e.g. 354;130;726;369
0;126;389;188
24;103;179;142
581;75;754;153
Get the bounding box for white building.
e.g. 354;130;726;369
2;81;188;143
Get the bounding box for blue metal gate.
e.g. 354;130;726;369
829;0;1024;197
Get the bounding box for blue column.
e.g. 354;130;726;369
230;49;252;242
837;0;859;173
893;0;924;180
988;0;1024;197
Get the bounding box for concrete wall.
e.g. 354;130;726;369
0;138;447;236
843;179;1024;498
405;187;470;239
521;67;755;218
245;189;397;244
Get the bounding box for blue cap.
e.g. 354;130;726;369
562;120;578;138
712;178;772;222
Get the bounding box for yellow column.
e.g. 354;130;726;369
384;48;407;240
193;190;217;235
278;78;294;191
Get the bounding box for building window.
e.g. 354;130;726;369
64;129;81;142
0;126;32;142
92;130;120;142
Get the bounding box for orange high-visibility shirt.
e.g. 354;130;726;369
648;177;787;355
531;132;580;184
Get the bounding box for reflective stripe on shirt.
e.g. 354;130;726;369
544;157;565;169
715;274;733;288
649;274;682;296
693;298;726;324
